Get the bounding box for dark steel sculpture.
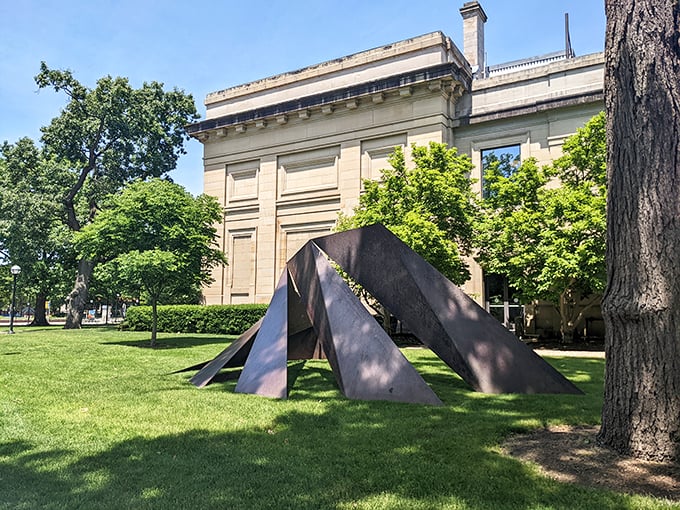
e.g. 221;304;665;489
286;242;441;404
187;223;582;403
286;270;324;360
313;224;582;395
234;271;290;398
189;317;262;388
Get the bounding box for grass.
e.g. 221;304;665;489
0;326;676;509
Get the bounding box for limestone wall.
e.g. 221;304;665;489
201;84;457;305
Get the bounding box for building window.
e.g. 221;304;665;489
226;160;259;204
278;222;335;273
481;144;523;332
278;146;340;198
484;273;523;333
228;229;256;304
480;144;520;198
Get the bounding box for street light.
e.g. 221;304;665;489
8;265;21;334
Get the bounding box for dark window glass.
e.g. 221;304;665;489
484;272;523;332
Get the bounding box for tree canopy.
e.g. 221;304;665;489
76;179;226;345
337;142;476;285
474;112;606;341
0;138;76;324
35;63;199;328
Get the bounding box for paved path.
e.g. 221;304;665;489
535;348;604;358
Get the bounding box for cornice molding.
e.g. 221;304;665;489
188;63;469;141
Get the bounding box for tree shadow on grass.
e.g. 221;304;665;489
102;335;234;350
0;395;647;510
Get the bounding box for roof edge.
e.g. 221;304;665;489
205;31;467;106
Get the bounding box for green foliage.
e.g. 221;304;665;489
113;249;180;297
552;111;606;187
475;113;607;337
123;304;268;334
35;63;199;228
338;142;476;284
77;179;226;343
0;138;76;320
78;179;226;300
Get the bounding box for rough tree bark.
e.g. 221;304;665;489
64;259;94;329
598;0;680;462
62;167;94;330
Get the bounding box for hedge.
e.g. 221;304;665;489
122;304;268;335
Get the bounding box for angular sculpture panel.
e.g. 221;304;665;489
188;317;262;388
235;271;290;398
187;223;582;404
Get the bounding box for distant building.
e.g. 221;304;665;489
188;1;604;338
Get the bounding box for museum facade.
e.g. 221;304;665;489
188;1;604;338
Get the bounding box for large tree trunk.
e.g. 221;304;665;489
64;259;94;329
598;0;680;462
30;289;50;326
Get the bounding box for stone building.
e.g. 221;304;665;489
188;1;604;338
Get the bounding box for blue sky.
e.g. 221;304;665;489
0;1;605;196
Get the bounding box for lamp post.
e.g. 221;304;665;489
8;265;21;334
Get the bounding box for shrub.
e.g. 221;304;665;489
123;304;268;335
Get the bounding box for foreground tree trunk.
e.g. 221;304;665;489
598;0;680;462
64;259;94;329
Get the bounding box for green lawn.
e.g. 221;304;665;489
0;327;675;509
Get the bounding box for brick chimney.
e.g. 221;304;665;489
460;1;487;76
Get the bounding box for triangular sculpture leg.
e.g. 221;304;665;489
235;270;290;398
312;224;582;394
288;242;442;405
189;317;262;388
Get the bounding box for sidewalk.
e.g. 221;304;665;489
535;348;604;358
0;317;123;326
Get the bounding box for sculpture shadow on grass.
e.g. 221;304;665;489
186;224;582;404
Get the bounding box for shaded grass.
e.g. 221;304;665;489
0;327;676;509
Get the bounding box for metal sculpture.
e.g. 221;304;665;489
285;242;441;404
188;318;261;388
312;224;582;394
187;224;582;404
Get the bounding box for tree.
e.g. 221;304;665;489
76;179;226;346
336;142;476;333
0;138;76;325
598;0;680;462
35;63;198;329
338;142;476;284
475;112;607;341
